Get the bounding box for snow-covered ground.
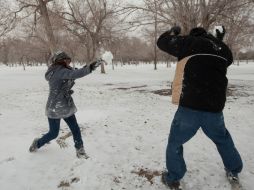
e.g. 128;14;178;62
0;63;253;190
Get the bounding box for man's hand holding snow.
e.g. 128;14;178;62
213;25;226;41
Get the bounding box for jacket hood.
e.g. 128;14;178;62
45;65;60;81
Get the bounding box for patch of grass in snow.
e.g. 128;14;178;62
113;85;148;91
152;89;172;96
131;168;162;184
58;177;80;189
58;181;70;188
113;176;122;184
227;84;250;98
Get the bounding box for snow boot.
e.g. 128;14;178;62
29;138;39;152
226;169;239;184
76;146;89;159
161;171;182;190
226;169;243;189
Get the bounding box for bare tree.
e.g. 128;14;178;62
154;0;158;70
0;40;10;65
37;0;57;52
127;0;254;51
0;1;17;38
0;1;17;65
222;2;254;64
123;0;161;69
55;0;134;73
1;0;253;67
14;0;57;54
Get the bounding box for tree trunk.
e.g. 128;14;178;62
167;60;171;68
96;42;106;74
112;60;114;70
235;52;240;66
38;0;57;54
101;62;106;74
3;41;9;66
45;52;51;66
154;0;158;70
20;56;26;71
86;46;92;62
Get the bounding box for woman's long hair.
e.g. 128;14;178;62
54;59;72;70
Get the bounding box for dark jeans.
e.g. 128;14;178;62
37;115;83;149
165;106;243;183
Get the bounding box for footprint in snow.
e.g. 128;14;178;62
0;157;15;164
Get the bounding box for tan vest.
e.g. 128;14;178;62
172;56;191;105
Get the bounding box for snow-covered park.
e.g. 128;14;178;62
0;63;253;190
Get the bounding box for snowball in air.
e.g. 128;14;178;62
102;51;114;64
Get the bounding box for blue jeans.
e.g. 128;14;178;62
165;106;243;182
37;115;83;149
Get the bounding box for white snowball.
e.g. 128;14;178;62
102;51;114;63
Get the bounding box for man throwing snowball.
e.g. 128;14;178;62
157;26;243;189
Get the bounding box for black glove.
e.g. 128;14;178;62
89;59;103;71
215;26;225;41
170;26;181;36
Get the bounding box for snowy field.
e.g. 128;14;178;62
0;63;254;190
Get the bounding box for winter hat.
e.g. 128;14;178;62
51;51;71;64
189;27;207;36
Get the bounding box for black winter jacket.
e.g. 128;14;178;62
157;30;233;112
